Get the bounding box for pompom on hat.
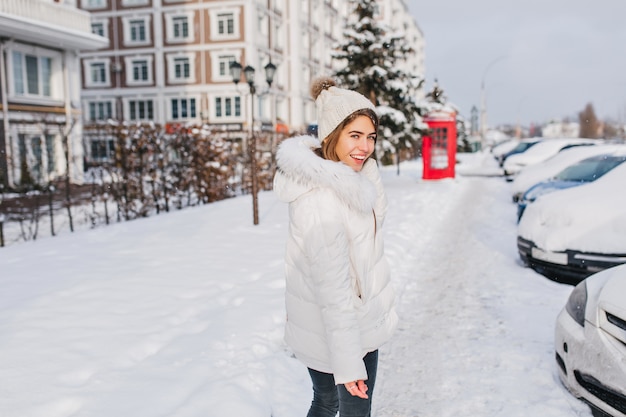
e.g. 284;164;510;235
310;76;376;142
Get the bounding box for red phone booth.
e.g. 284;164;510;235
422;110;457;180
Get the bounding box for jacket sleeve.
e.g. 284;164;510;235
295;188;368;384
361;159;388;228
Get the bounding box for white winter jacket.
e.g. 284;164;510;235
273;135;398;385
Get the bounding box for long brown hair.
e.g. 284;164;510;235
319;108;379;161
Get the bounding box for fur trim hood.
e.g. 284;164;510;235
273;135;378;213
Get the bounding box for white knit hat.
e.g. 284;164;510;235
311;77;376;142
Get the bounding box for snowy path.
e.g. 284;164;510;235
0;157;595;417
373;172;591;417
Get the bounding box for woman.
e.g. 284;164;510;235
273;77;398;417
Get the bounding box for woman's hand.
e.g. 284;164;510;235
344;380;368;399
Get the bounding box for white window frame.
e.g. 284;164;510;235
91;20;107;38
210;51;241;83
166;53;196;84
84;58;111;87
121;0;149;6
8;45;62;101
169;96;198;120
209;8;240;40
85;100;114;122
273;20;284;50
82;0;107;10
122;15;151;47
127;98;155;121
165;12;194;43
212;94;241;121
91;20;107;37
88;136;116;162
124;56;153;86
257;13;268;37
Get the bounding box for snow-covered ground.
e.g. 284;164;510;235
0;152;593;417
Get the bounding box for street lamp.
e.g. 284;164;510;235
230;59;277;225
479;56;506;148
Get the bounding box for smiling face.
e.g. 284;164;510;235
334;115;377;171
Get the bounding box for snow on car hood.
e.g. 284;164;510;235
518;162;626;253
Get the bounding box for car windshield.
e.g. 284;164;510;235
511;141;537;153
553;155;626;182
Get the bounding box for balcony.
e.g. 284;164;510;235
0;0;107;50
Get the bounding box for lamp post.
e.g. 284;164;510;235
479;56;506;149
230;60;276;225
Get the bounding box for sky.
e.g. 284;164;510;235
407;0;626;128
0;152;601;417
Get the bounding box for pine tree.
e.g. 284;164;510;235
333;0;427;168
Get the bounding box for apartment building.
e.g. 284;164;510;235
78;0;424;163
378;0;425;99
0;0;108;188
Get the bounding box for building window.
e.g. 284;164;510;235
124;56;153;85
174;58;189;79
130;20;146;42
166;54;196;83
17;134;45;184
132;60;148;81
173;16;188;38
88;101;113;121
90;19;109;45
31;136;43;182
84;59;111;87
171;98;196;120
91;62;107;85
121;0;149;6
92;22;105;36
273;21;283;49
123;16;151;46
129;99;154;120
165;13;194;43
210;51;239;82
214;96;240;118
11;51;54;98
218;55;235;78
45;134;56;174
218;13;234;35
83;0;107;10
90;138;116;162
210;9;240;40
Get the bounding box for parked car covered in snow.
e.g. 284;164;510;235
511;144;626;202
516;151;626;222
555;263;626;417
494;138;540;167
517;159;626;284
503;138;597;178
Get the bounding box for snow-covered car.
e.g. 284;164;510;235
555;263;626;417
503;138;597;178
517;159;626;284
516;152;626;222
511;144;626;202
494;138;540;166
491;139;519;163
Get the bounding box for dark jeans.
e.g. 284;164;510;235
306;350;378;417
